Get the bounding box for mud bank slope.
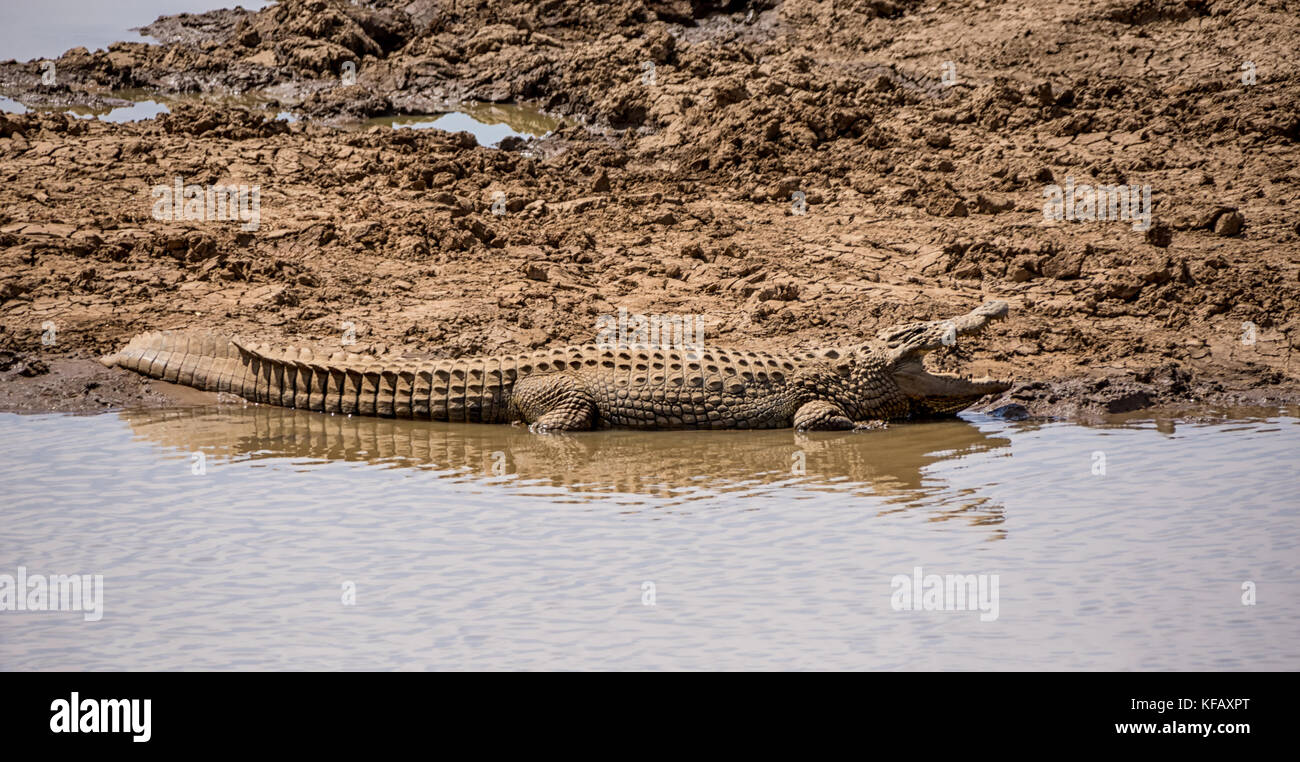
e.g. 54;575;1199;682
1;0;1297;418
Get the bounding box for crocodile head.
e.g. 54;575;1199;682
875;300;1012;417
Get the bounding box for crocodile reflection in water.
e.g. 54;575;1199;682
118;405;1012;507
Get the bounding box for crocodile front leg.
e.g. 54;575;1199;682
510;372;598;432
794;401;889;432
793;400;855;431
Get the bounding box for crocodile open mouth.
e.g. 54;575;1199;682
894;353;1013;418
884;299;1013;416
895;361;1012;416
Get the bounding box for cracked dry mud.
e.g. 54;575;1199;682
0;0;1297;421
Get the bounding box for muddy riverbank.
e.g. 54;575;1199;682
1;0;1297;419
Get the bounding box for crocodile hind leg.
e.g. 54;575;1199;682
510;373;597;432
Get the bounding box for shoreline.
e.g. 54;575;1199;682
1;0;1297;420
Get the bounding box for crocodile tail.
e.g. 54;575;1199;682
100;331;242;391
102;331;514;422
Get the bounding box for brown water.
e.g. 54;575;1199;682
1;405;1296;670
359;102;562;146
0;88;560;147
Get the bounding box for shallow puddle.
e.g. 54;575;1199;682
361;102;562;147
1;405;1296;669
1;88;555;146
0;88;293;123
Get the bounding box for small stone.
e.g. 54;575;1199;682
944;199;969;217
1194;205;1235;230
769;176;802;201
989;403;1029;421
1006;264;1034;282
1041;250;1084;280
1105;391;1152;414
18;359;49;377
925;130;952;149
524;262;549;281
1144;222;1172;247
1213;210;1244;236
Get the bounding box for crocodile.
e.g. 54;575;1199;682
100;301;1011;431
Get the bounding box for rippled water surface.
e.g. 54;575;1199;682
1;405;1297;670
0;0;274;63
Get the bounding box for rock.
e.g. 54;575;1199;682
1101;276;1143;301
1213;210;1244;236
924;130;952;148
18;359;49;377
971;194;1014;214
1006;258;1036;282
524;262;549;281
1031;82;1055;106
1193;205;1236;230
989;403;1029;420
1041;250;1083;280
679;242;706;260
711;78;749;106
755;281;801;301
1144;221;1172;247
935;198;969;217
769;176;802;201
1104;390;1152;413
1140;265;1171;284
591;169;611;193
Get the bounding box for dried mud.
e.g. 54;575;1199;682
1;0;1298;420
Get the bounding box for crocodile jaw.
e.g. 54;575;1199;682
893;360;1011;416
